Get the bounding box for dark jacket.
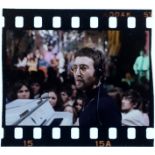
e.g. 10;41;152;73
79;84;121;126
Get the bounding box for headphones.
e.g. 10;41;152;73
94;50;105;80
94;65;104;80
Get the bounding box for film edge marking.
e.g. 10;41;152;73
3;15;152;29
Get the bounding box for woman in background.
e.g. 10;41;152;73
48;89;63;111
7;81;31;102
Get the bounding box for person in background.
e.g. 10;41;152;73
121;89;149;126
73;95;85;126
7;81;31;102
60;85;74;107
26;53;38;72
30;80;43;99
73;95;85;117
133;50;150;81
48;89;63;111
63;104;77;124
43;42;65;75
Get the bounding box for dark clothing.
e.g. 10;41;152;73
79;84;121;126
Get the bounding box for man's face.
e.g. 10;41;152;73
121;97;133;111
72;56;96;90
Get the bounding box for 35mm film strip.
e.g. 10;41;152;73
1;127;154;146
1;9;154;146
2;9;152;29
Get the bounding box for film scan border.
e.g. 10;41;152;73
1;9;154;147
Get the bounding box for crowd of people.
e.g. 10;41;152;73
5;30;151;126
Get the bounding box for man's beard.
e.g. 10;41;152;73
75;78;98;91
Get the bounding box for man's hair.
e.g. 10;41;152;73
74;47;105;79
123;89;142;109
60;85;72;97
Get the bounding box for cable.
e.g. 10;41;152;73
96;84;103;126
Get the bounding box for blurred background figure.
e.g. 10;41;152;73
48;89;63;111
26;53;38;72
60;85;74;107
29;70;45;99
30;80;43;99
73;96;85;117
63;105;77;124
7;81;31;102
133;50;150;81
121;89;149;126
73;95;85;126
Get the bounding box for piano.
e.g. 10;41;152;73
5;98;73;126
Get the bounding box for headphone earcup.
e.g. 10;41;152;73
95;68;103;79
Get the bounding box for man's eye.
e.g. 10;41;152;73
72;65;77;71
73;66;77;69
80;65;88;70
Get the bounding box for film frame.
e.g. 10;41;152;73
0;9;154;147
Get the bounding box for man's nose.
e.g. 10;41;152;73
74;67;81;76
